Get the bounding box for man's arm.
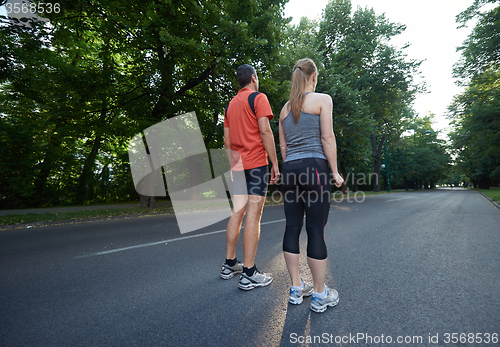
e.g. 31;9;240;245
258;117;280;184
223;127;234;169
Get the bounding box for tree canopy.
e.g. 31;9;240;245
0;0;289;208
448;0;500;188
0;0;456;209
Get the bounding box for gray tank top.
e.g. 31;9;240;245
282;109;326;162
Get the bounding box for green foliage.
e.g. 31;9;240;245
455;2;500;84
0;0;432;207
449;1;500;188
0;0;288;208
316;0;424;191
387;115;451;190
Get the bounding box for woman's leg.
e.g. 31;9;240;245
307;257;328;293
303;159;332;292
283;252;301;287
282;162;305;287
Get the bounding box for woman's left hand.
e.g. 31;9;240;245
332;172;344;188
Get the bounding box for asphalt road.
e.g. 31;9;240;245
1;189;499;347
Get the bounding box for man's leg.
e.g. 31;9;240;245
225;194;247;260
242;194;266;268
238;193;273;290
220;194;247;279
237;165;273;290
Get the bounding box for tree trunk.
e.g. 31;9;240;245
75;134;103;204
33;155;55;206
478;176;490;189
140;195;156;208
75;96;108;204
339;162;348;194
151;42;176;122
33;134;62;206
371;133;385;192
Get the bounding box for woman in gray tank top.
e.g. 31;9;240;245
278;58;344;313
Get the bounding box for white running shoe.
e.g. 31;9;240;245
310;285;339;313
220;261;243;280
288;278;314;305
238;268;273;290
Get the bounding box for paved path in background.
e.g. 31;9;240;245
0;190;499;346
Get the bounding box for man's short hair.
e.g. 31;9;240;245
236;64;256;88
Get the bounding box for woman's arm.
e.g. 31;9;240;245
319;95;344;188
278;103;289;162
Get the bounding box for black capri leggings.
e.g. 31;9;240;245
281;157;331;260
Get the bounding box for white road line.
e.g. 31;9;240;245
75;218;286;259
385;197;412;202
386;193;434;202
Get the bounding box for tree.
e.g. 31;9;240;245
449;0;500;188
448;71;500;188
388;115;450;190
317;0;424;192
0;0;289;208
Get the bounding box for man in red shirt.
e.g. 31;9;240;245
220;64;280;290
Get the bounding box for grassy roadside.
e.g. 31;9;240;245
477;189;500;204
0;197;281;227
0;190;403;228
0;205;176;227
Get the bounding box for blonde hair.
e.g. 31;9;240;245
288;58;317;123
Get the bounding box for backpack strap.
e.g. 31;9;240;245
224;103;229;125
248;92;260;116
225;91;260;125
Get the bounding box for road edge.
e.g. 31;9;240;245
477;191;500;209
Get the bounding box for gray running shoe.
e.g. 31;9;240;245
238;268;273;290
289;278;314;305
220;261;243;280
310;285;339;313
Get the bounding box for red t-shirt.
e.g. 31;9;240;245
224;87;273;170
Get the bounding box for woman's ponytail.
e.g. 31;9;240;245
288;58;317;123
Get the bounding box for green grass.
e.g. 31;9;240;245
0;196;285;227
477;189;500;204
0;205;175;227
